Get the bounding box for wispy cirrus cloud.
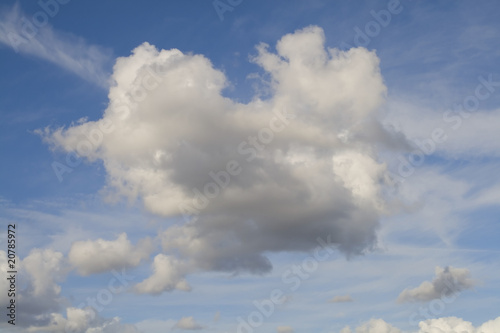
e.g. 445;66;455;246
0;3;111;88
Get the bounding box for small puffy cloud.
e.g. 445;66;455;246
356;319;401;333
276;326;294;333
341;319;401;333
330;294;354;303
134;254;191;295
68;233;152;275
398;266;475;303
173;316;204;330
5;250;139;331
26;307;140;333
29;307;93;333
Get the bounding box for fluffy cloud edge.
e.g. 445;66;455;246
341;316;500;333
68;233;153;276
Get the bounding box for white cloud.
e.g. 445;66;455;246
398;266;475;303
0;3;111;87
173;316;204;330
356;319;401;333
1;245;143;331
476;316;500;333
332;151;386;210
1;248;66;327
134;254;191;294
26;307;140;333
330;294;354;303
40;25;405;292
341;317;500;333
418;317;475;333
18;248;69;319
22;248;66;297
68;233;152;275
341;319;400;333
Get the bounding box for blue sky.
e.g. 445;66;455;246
1;1;500;332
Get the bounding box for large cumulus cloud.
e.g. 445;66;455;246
41;26;400;292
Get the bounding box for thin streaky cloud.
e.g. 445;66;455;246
0;3;111;88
